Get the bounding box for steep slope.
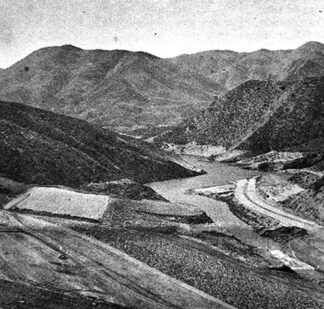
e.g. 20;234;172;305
171;41;324;90
158;76;324;155
0;100;198;187
157;79;283;146
238;77;324;153
0;45;222;131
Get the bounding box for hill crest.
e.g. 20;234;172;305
157;76;324;154
171;41;324;90
0;100;198;187
0;46;222;131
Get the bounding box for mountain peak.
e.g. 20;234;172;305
0;44;221;131
297;41;324;52
59;44;83;51
134;51;160;60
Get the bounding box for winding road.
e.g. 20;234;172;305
235;177;321;231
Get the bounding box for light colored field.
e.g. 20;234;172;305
0;210;233;309
5;187;110;221
4;186;208;223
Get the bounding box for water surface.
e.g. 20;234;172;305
148;156;280;250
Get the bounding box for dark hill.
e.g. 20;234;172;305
0;100;198;187
0;45;222;131
238;77;324;153
158;76;324;154
171;41;324;90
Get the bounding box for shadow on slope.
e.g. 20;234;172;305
0;101;199;188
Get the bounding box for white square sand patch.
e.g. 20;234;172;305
6;187;110;221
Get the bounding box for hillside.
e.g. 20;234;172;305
171;41;324;90
0;45;222;131
0;42;323;134
157;76;324;155
238;77;324;153
0;100;198;187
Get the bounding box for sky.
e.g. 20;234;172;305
0;0;323;68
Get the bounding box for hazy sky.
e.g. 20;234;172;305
0;0;323;68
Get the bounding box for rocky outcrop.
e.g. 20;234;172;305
161;141;225;157
236;151;324;171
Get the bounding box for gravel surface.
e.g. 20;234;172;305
0;279;125;309
73;225;324;309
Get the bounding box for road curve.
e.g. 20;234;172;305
235;177;320;231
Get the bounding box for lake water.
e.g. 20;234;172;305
147;155;280;250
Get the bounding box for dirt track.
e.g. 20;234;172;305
0;210;232;309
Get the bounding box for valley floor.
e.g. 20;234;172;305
1;156;323;309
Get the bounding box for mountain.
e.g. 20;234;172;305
157;76;324;155
171;41;324;90
0;45;222;131
1;42;323;134
0;100;198;187
237;77;324;153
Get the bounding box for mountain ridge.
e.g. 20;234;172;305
171;41;324;90
0;41;323;132
156;76;324;155
0;100;198;187
0;45;222;131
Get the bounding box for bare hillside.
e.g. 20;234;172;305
0;100;198;187
171;41;324;90
157;76;324;155
0;45;222;131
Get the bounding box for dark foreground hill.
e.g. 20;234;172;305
171;41;324;90
0;101;198;187
157;76;324;155
0;45;222;131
